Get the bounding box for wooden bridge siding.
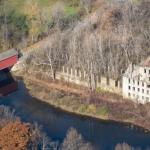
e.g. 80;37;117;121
0;55;18;70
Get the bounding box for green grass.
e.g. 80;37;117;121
65;4;79;17
6;0;79;18
8;0;26;16
38;0;54;7
7;0;54;17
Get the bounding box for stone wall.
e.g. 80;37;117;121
56;66;122;94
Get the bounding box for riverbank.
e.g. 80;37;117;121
13;71;150;131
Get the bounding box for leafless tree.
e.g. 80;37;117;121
51;2;66;31
0;105;19;122
115;142;141;150
32;44;58;81
61;127;93;150
80;0;93;14
50;141;59;150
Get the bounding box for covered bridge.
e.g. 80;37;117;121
0;48;18;70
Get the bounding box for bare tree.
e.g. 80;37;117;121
115;142;141;150
80;0;93;14
0;105;19;122
50;141;59;150
51;2;66;31
61;127;93;150
40;132;51;150
32;44;58;81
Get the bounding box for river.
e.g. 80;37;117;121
0;72;150;150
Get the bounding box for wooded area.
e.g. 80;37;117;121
0;0;149;91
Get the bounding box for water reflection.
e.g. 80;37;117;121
0;74;150;150
0;71;18;96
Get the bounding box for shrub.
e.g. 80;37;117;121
59;98;65;105
97;106;110;116
86;104;96;114
63;96;72;107
50;90;63;100
95;87;105;93
78;104;86;113
69;100;80;111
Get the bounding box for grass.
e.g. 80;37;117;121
38;0;52;7
6;0;79;17
8;0;26;16
6;0;54;17
65;4;79;17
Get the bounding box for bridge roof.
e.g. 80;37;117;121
0;48;18;61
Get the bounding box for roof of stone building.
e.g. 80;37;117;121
0;48;18;61
140;56;150;68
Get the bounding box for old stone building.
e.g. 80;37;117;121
123;56;150;103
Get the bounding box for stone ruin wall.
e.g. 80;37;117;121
56;66;122;94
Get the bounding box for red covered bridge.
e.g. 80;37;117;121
0;48;18;70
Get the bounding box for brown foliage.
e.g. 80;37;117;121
0;121;31;150
100;8;121;31
0;119;9;130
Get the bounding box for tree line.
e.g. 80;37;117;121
0;0;96;52
26;0;150;91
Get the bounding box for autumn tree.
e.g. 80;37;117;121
0;0;10;51
61;127;93;150
25;0;40;44
0;121;31;150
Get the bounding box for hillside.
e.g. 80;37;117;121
1;0;150;90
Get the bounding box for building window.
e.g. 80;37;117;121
142;83;144;87
147;90;149;94
138;88;140;92
144;69;146;73
138;81;139;85
142;96;144;100
128;79;130;83
128;86;131;90
133;87;135;91
146;97;149;101
142;89;144;93
128;93;130;97
133;94;135;97
133;80;135;84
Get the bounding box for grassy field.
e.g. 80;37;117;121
65;4;79;17
7;0;53;16
6;0;79;17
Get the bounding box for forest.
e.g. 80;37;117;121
0;0;150;91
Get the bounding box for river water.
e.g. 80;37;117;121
0;72;150;150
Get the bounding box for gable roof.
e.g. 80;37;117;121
140;56;150;68
0;48;18;62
